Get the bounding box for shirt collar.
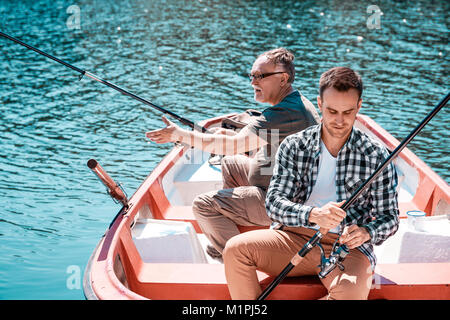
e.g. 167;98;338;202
343;126;358;151
310;125;322;155
277;90;300;106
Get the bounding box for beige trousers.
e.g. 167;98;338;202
192;155;272;253
223;227;373;300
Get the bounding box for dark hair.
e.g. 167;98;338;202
319;67;363;99
260;48;295;83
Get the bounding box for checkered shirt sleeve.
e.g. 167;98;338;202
363;147;400;246
265;135;315;227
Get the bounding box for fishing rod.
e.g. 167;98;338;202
0;31;208;133
257;91;450;300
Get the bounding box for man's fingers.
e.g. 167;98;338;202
322;208;346;229
146;128;167;137
330;200;346;208
343;231;356;243
330;206;346;219
331;214;345;224
340;225;362;245
151;138;168;144
323;221;339;229
335;200;346;207
344;240;356;249
327;215;344;229
340;225;352;243
344;236;362;249
145;131;167;143
347;224;359;233
162;115;173;126
146;134;156;140
329;202;346;215
146;116;175;138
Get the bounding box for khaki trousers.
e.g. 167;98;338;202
223;227;373;300
192;155;271;253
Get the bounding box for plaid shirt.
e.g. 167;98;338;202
265;124;400;268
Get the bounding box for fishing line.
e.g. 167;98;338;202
0;31;209;133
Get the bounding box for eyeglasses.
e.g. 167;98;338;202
248;71;285;81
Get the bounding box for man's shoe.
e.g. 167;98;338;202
206;245;222;259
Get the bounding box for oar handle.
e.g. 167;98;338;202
87;159;128;207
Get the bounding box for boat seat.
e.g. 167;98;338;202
162;205;200;230
168;157;223;206
131;219;208;264
132;261;328;299
162;205;268;234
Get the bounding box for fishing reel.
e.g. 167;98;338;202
317;242;349;279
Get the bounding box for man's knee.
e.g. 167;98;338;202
192;193;214;216
224;230;271;265
220;155;236;176
223;234;249;263
221;155;236;166
328;277;371;300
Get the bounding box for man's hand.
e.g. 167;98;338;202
339;225;371;249
308;201;346;230
145;115;181;144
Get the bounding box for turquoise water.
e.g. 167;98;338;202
0;0;448;299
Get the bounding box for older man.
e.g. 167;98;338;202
146;48;319;258
223;67;399;300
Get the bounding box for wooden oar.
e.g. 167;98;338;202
257;91;450;300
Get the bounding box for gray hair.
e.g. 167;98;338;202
260;47;295;83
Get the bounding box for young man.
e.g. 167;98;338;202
223;67;399;300
146;48;319;258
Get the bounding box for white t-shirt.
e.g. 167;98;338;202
304;140;341;233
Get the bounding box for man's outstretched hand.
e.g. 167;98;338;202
145;115;180;144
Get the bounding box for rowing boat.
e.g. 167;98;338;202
83;113;450;300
